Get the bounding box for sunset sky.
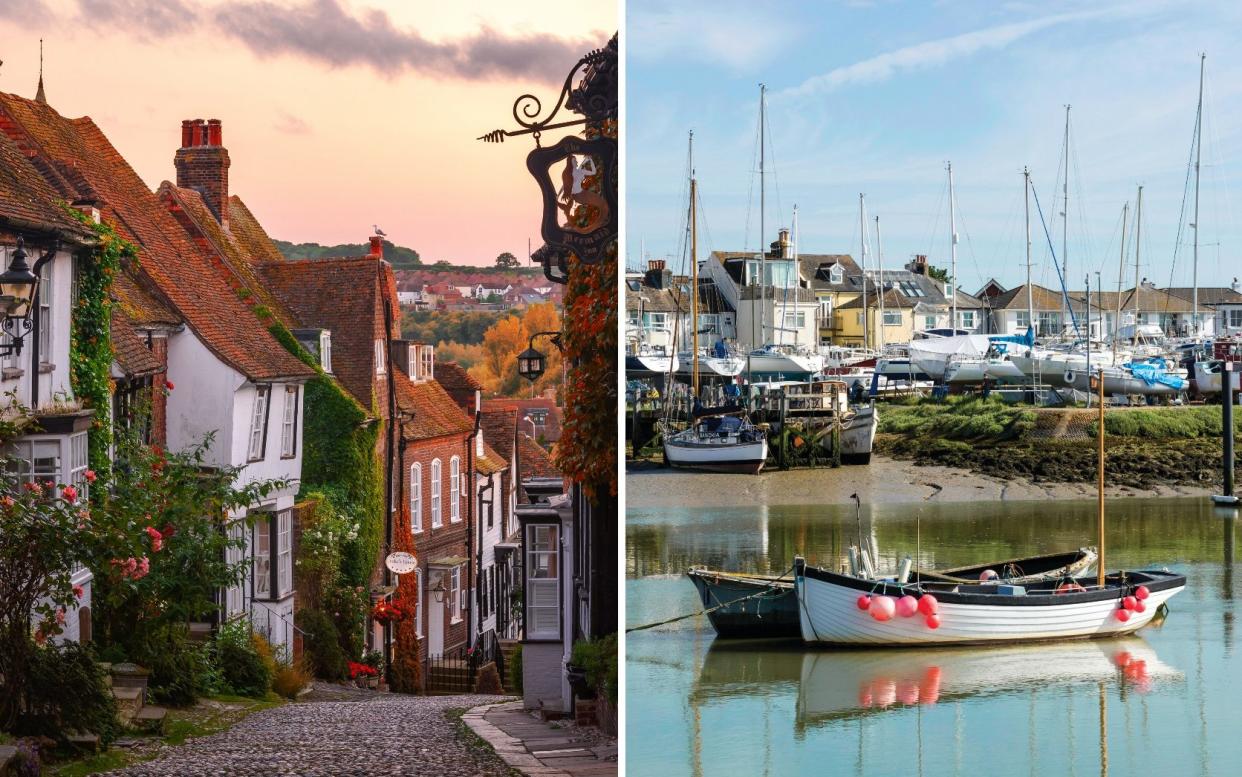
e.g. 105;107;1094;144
0;0;613;265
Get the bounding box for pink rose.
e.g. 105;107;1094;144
61;485;78;503
85;470;97;483
55;608;66;625
73;584;85;598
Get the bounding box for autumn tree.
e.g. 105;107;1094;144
469;302;563;397
495;251;520;268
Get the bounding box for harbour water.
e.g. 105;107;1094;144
626;497;1241;776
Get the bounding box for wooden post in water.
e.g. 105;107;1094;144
1097;369;1106;588
1216;361;1239;506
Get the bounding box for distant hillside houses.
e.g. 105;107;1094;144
396;269;561;311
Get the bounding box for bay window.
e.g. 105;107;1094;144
252;510;293;600
525;523;560;640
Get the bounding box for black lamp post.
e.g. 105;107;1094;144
517;330;563;385
0;237;40;356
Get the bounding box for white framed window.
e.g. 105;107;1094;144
225;522;245;618
375;339;386;374
38;260;52;363
7;432;89;500
526;524;559;640
450;566;462;623
280;386;298;458
410;463;423;533
818;298;832;323
924;315;937;330
430;458;442;528
643;311;668;330
420;346;434;380
856;312;864;326
958;310;976;329
277;510;292;596
830;265;844;284
1016;311;1031;329
319;330;332;372
1230;309;1242;329
783;310;806;330
253;515;271;599
248;386;270;462
449;456;461;523
883;310;902;326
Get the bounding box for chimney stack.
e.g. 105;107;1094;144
776;228;791;259
369;235;384;258
174;118;231;227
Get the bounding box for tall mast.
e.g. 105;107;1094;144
685;130;695;397
875;214;886;351
859;194;869;350
1192;53;1205;337
947;162;958;331
1061;105;1071;335
1024;167;1034;336
1114;202;1129;358
792;205;799;349
759;83;768;348
1133;186;1143;330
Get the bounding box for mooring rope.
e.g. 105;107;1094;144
626;567;794;634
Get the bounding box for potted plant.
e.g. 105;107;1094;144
567;639;599;700
348;660;378;689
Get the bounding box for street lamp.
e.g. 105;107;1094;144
0;237;40;356
431;577;447;603
517;330;563;384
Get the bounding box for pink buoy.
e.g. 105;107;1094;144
897;595;919;618
1135;585;1150;600
1114;608;1131;622
917;594;939;616
1133;600;1146;613
1122;595;1138;611
856;595;872;611
925;614;941;629
979;569;999;582
870;595;896;621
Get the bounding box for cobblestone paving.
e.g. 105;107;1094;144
107;694;519;777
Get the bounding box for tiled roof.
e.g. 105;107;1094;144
259;257;389;407
475;441;507;476
395;371;475;440
481;397;562;442
797;254;863;292
159;183;299;327
111;310;164;378
480;407;517;465
112;271;181;328
0;91;313;382
1163;287;1242;306
988;283;1073;312
435;361;482;412
517;433;560;480
837;288;916;310
227;196;286;264
0;129;95;241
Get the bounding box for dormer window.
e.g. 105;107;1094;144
420;345;434;381
320;331;332;373
830;265;844;284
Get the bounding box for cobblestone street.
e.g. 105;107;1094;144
107;694;519;777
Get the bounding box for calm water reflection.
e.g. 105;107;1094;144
626;498;1241;776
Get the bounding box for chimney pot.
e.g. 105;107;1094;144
181;120;194;148
174;118;230;225
369;235;384;258
207;119;222;146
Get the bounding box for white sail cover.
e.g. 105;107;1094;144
908;335;994;379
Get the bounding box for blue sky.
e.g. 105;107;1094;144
626;0;1242;293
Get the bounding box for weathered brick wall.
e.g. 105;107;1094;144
173;146;230;225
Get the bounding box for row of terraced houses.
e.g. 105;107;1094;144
0;83;562;691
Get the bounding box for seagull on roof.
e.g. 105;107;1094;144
373;225;387;237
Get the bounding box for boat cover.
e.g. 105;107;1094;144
1124;361;1187;389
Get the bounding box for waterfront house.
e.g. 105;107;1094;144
1164;284;1242;337
704;229;820;351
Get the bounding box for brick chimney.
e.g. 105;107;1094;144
907;254;928;275
369;235;384;258
174;118;230;228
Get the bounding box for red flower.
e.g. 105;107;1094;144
84;470;97;483
165;380;175;390
61;485;78;503
73;584;85;599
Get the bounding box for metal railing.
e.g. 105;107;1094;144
425;629;505;694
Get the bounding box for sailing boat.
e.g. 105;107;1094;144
796;385;1186;645
664;136;769;474
745;85;823;379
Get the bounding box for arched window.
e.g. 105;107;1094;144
410;463;422;533
430;459;442;528
450;456;461;523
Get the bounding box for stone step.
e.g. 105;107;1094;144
66;732;102;752
112;684;144;724
133;706;167;735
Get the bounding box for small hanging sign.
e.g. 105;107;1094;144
384;552;418;575
526;134;617;265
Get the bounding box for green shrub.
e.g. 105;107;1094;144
145;629;225;706
13;641;119;744
299;608;348;680
570;633;617;703
215;620;273;697
509;643;523;695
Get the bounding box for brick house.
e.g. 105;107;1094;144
0;95;317;655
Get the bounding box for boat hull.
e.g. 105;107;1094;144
1193;361;1242;394
796;564;1184;647
747;351;824;377
664;437;769;474
626;353;677;374
675;354;745;378
686;571;799;639
820;405;877;464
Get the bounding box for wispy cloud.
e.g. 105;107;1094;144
629;1;800;71
274;111;310;135
68;0;596;84
777;8;1116;100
